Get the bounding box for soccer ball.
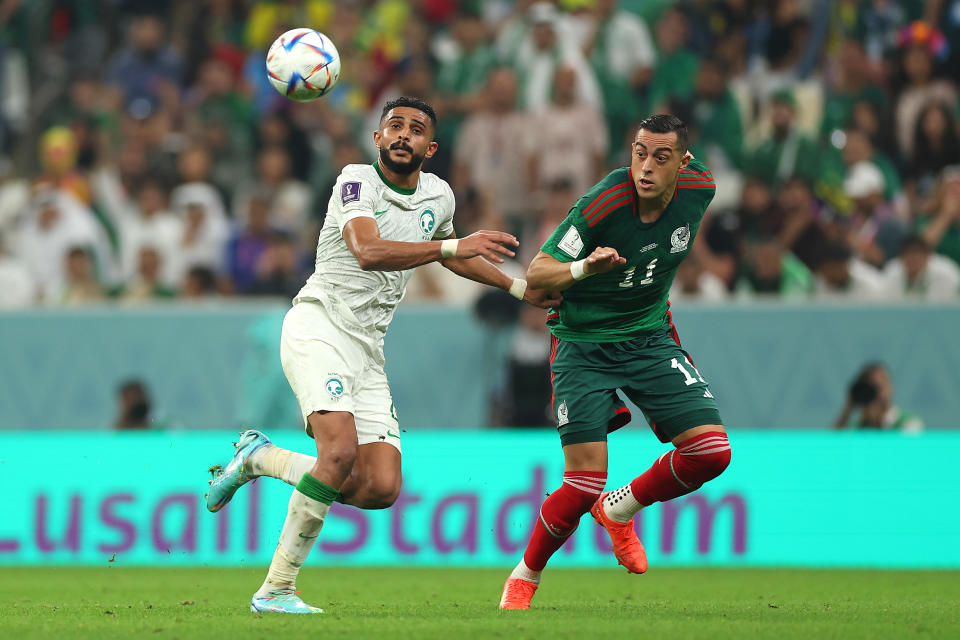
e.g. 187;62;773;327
265;28;341;102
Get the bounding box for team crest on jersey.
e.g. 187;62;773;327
341;181;361;205
670;224;690;253
557;400;569;426
325;376;345;399
419;209;436;236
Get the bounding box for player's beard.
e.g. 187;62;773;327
379;141;424;175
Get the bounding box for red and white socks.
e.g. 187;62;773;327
602;431;731;523
511;471;607;583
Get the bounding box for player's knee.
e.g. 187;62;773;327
679;433;730;485
319;437;358;475
365;478;401;509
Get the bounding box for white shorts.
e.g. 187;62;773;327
280;300;401;452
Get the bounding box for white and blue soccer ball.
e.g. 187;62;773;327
266;28;341;102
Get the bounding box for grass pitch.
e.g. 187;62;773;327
1;567;957;639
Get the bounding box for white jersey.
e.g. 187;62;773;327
296;162;455;342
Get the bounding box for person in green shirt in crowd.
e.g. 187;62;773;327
745;89;820;190
916;165;960;268
648;7;700;109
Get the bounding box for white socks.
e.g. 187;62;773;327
602;484;644;523
250;445;315;486
254;487;331;597
509;558;542;585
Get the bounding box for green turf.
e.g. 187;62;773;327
1;567;957;639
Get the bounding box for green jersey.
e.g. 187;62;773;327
541;159;716;342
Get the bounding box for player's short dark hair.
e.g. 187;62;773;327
636;114;689;152
380;96;438;130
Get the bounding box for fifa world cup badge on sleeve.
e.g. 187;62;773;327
558;227;584;258
342;182;361;205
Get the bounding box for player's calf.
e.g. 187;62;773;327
595;431;730;572
604;431;730;520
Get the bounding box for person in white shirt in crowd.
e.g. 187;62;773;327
843;161;907;266
527;65;608;199
14;188;112;302
57;246;106;306
882;234;960;300
0;232;35;308
813;240;886;299
170;145;229;223
452;68;533;225
169;183;231;285
568;0;656;96
507;2;603;111
91;171;181;288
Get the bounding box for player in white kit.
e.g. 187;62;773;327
205;97;561;614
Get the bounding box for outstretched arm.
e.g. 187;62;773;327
342;217;518;271
526;247;627;291
440;233;563;309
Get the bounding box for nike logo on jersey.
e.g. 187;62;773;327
374;209;389;216
386;430;400;439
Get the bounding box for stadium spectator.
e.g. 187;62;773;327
527;65;608;202
813;240;886;299
15;189;112;302
113;378;153;430
432;9;495;163
917;165;960;268
744;89;820;190
0;232;34;308
35;126;92;205
648;7;699;110
905;101;960;189
882;234;960;300
181;264;220;299
235;146;311;235
228;192;274;293
117;246;177;304
573;0;656;146
842;161;907;266
498;304;554;427
685;57;744;172
171;189;231;285
507;2;603;111
668;251;729;302
57;245;106;306
452;68;531;226
92;174;181;288
738;241;813;298
246;231;305;299
893;22;955;160
105;13;185;109
834;362;924;433
820;39;887;142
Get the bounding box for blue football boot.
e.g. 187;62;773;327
205;429;272;512
250;588;324;614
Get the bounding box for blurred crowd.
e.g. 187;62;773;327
1;0;960;309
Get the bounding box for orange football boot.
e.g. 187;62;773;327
590;492;648;574
498;578;538;610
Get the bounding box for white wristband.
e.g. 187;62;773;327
508;278;528;300
440;238;459;259
570;259;590;280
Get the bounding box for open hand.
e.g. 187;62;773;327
457;230;519;263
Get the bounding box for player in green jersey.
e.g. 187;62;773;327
500;114;732;610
